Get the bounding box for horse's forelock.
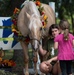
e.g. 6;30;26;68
31;14;40;20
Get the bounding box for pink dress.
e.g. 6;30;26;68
54;33;74;60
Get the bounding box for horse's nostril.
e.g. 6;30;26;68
33;47;38;51
32;44;39;51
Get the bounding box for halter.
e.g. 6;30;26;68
30;38;41;45
29;38;41;51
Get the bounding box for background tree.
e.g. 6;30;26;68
0;0;25;16
50;0;74;34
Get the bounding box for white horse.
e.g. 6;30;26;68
17;1;55;75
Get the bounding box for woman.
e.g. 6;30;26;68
39;24;61;75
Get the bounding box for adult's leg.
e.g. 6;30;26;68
57;61;61;74
52;61;61;75
39;45;47;56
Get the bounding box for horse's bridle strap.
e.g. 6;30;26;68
30;38;41;45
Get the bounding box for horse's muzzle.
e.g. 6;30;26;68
31;38;41;51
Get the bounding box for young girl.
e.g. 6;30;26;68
54;19;74;75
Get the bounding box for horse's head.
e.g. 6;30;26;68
27;13;43;51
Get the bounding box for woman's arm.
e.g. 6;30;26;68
39;45;47;56
54;42;58;50
47;56;58;63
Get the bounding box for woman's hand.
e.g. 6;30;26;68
47;56;58;63
39;45;47;56
40;61;52;73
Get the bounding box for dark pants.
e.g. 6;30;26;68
59;60;72;75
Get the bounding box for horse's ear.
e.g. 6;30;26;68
26;12;31;19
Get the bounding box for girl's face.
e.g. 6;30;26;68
52;28;59;38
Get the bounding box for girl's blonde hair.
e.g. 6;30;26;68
59;19;70;40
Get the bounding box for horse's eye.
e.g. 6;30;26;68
40;27;42;31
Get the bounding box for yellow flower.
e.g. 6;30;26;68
43;15;48;20
12;29;17;32
11;24;15;29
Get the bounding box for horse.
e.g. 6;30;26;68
17;1;55;75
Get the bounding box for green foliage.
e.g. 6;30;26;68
0;0;11;16
0;70;17;75
54;0;74;34
0;0;26;16
40;0;49;4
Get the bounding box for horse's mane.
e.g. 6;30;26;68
21;1;40;17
